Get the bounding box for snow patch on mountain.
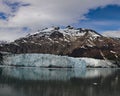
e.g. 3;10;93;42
29;26;101;39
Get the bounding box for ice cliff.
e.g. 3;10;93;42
1;53;117;68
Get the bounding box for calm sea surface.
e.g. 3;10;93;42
0;67;120;96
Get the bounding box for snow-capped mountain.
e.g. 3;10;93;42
0;41;8;48
0;40;8;44
0;26;120;65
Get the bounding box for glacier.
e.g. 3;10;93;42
1;53;116;68
2;53;86;68
2;53;116;69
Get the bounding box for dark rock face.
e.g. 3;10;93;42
0;27;120;64
50;31;64;38
0;53;3;64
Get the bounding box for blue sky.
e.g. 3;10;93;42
0;0;120;41
73;5;120;32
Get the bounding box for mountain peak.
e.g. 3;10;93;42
29;26;101;39
0;26;119;64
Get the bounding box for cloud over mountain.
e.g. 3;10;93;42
0;0;120;41
102;31;120;38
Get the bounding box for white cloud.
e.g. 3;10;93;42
102;31;120;38
1;0;120;28
0;0;9;13
0;0;120;41
0;28;29;42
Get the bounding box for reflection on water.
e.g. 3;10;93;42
0;67;120;96
0;67;86;80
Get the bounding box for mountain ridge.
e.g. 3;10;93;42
0;26;120;65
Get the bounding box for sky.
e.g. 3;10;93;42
0;0;120;41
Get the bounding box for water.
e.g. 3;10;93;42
0;67;120;96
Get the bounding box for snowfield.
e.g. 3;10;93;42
1;53;117;68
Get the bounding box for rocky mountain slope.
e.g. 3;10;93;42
0;26;120;65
